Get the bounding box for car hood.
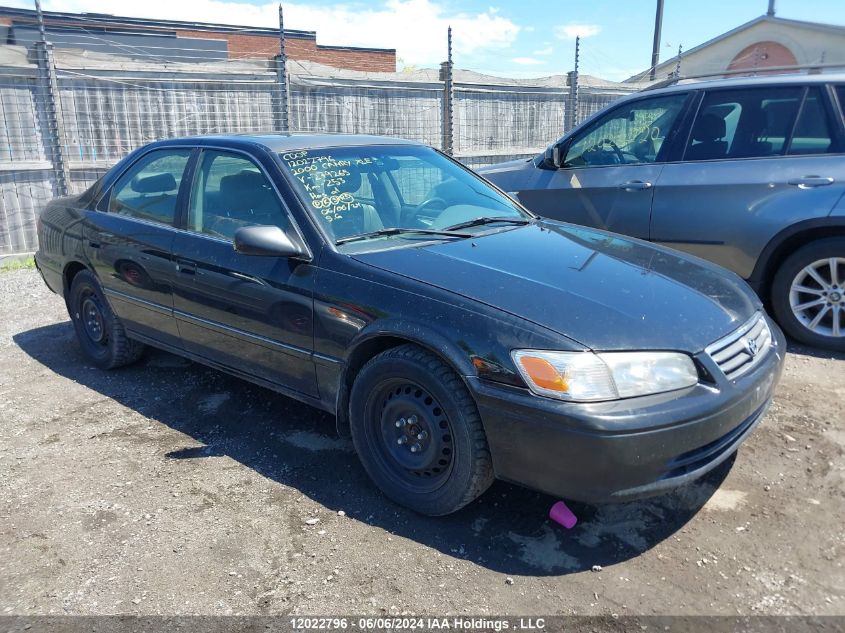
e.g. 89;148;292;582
352;222;761;352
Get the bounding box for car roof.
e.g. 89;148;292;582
635;72;845;98
153;133;420;153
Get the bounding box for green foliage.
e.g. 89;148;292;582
0;256;35;273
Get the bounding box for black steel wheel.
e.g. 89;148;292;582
372;379;455;493
349;344;494;515
69;270;145;369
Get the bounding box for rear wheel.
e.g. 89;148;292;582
68;270;145;369
771;238;845;352
349;344;494;515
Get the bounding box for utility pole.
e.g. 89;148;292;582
650;0;664;81
566;35;580;131
34;0;69;196
276;3;290;132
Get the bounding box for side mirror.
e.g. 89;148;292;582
233;225;306;259
543;143;565;169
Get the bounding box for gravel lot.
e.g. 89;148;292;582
1;268;843;617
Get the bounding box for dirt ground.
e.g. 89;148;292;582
0;267;843;617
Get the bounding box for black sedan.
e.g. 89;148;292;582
35;134;785;516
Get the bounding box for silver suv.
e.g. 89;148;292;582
479;74;845;351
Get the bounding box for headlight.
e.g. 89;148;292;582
511;350;698;402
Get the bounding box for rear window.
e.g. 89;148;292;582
685;87;802;161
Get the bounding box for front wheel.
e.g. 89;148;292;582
68;270;146;369
349;344;494;516
771;238;845;352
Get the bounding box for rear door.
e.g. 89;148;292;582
515;92;690;240
651;84;845;279
170;147;319;397
84;147;193;347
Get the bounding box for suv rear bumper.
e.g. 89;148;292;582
468;322;786;503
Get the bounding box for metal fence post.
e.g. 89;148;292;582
440;26;454;155
566;35;580;132
275;3;290;132
673;44;683;79
34;0;69;196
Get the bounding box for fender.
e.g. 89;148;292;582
332;318;483;436
747;217;845;294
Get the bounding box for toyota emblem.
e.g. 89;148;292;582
744;337;758;357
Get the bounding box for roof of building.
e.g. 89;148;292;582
627;14;845;82
0;6;396;53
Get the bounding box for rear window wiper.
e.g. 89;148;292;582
335;227;472;245
442;216;533;231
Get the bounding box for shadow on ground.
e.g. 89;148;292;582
786;339;845;361
15;321;734;576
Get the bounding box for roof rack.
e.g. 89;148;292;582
640;76;683;91
637;61;845;92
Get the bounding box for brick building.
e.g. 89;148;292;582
0;5;396;72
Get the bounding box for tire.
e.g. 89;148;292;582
771;238;845;352
68;270;146;369
349;344;494;516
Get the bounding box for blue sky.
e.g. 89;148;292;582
22;0;845;80
469;0;845;79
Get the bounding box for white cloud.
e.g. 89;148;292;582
511;56;543;65
534;46;553;56
33;0;520;67
554;23;601;40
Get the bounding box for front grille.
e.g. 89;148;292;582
706;313;772;380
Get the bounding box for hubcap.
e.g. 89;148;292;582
372;381;453;492
81;296;106;344
789;257;845;338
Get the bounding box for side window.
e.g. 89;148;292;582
685;87;802;161
787;88;834;155
188;150;288;240
109;149;191;225
564;93;688;167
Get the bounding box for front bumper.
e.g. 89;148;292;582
469;318;786;503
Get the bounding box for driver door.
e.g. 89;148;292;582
517;92;690;239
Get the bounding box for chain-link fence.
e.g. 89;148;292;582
0;25;637;255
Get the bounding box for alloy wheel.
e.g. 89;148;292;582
789;257;845;338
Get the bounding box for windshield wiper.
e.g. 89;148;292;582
442;216;533;232
335;227;471;245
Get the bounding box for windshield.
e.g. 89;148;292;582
279;145;529;245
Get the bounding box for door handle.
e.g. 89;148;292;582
230;271;267;286
88;240;101;249
175;259;197;275
618;180;653;191
788;176;834;189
